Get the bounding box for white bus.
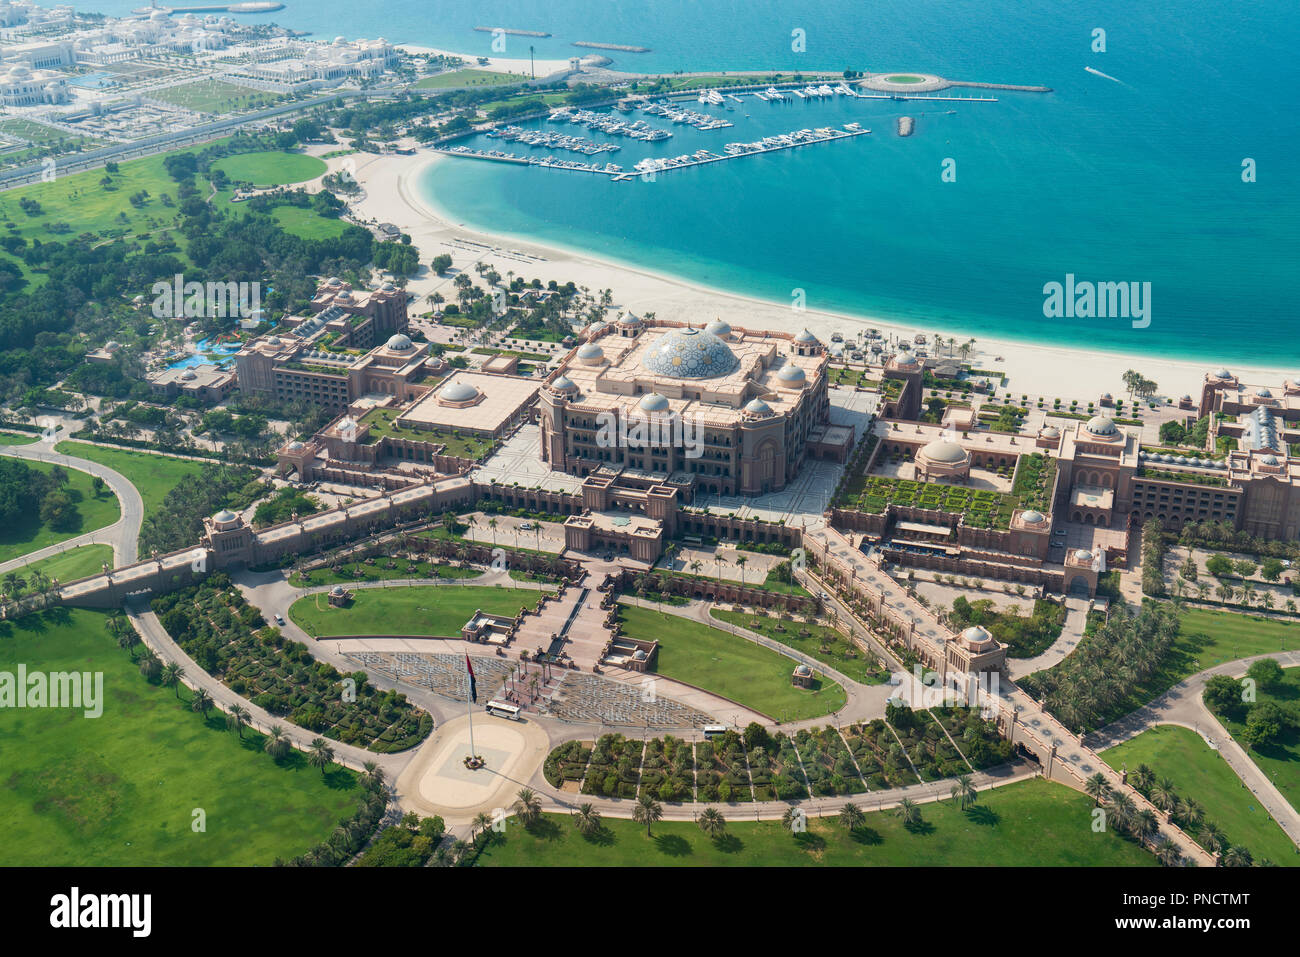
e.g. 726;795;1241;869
485;700;521;720
702;724;727;739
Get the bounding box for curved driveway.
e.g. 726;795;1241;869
0;432;144;570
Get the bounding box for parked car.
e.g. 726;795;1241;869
519;521;534;531
274;614;285;626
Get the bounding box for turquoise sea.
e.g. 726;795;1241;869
91;0;1300;364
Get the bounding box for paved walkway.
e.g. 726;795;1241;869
1007;596;1091;679
1087;651;1300;850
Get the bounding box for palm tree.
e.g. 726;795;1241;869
1085;772;1112;806
362;761;385;790
190;687;212;719
1132;764;1155;793
780;805;803;834
1151;777;1178;813
227;703;249;738
308;737;335;776
513;787;542;826
697;806;726;839
896;798;921;827
689;559;703;578
838;802;865;831
487;516;498;546
571;802;602;837
633;793;663;837
734;555;747;586
953;773;978;809
1199;821;1227;856
161;662;184;697
265;724;289;759
1109;792;1137;833
1221;844;1252;867
471;811;494;842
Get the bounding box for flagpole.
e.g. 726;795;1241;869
467;666;475;759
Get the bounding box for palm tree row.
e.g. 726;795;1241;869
1122;765;1257;866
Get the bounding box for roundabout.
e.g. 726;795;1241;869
860;72;949;93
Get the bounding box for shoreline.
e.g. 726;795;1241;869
348;149;1292;400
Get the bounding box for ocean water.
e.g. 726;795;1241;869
87;0;1300;364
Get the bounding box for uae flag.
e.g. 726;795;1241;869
465;654;477;704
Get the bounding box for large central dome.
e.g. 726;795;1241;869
642;327;737;379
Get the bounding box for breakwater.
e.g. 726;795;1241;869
573;41;651;53
474;26;552;38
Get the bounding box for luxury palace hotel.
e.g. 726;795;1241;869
537;315;853;496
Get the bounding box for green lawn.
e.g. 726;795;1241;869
55;442;205;523
290;561;483;588
151;79;285;114
710;608;886;686
619;604;847;721
0;608;361;865
0;431;36;446
474;777;1155;867
1215;666;1300;831
1102;725;1297;865
210;151;326;188
13;543;114;585
0;461;121;564
415;68;522;89
0;148;190;245
289;584;546;638
359;407;495;460
270;204;350;239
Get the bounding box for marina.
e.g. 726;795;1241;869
435;125;870;182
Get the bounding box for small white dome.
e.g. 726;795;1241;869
550;375;577;391
287;440;305;451
576;342;604;363
1214;368;1231;378
1261;454;1280;466
180;369;196;380
1085;415;1117;436
1073;548;1094;562
777;364;806;384
213;509;236;523
639;392;669;412
893;353;919;367
705;319;731;338
920;439;968;464
1020;509;1045;524
744;398;772;414
386;333;413;351
618;313;643;326
794;328;818;343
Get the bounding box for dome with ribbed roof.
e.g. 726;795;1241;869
794;328;819;344
576;342;604;364
643;328;736;379
639;392;669;412
1020;509;1046;525
744;398;772;415
550;375;577;392
386;333;413;351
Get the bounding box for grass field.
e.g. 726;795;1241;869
0;608;361;865
473;777;1155;867
54;442;205;525
0;431;36;446
710;608;886;686
0;461;120;564
150;79;285;114
619;604;847;721
1216;666;1300;829
0;149;186;245
270;204;350;239
13;543;114;585
288;584;546;638
290;561;483;588
1102;725;1297;865
211;151;327;188
415;68;522;89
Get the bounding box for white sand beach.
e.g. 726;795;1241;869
342;148;1294;401
396;43;575;79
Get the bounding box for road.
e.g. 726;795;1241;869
0;431;144;569
1087;650;1300;851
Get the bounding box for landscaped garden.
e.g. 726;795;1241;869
617;604;847;721
839;474;1015;529
949;594;1067;659
710;607;887;685
155;576;432;751
290;558;483;587
1103;725;1296;866
0;608;364;865
288;583;546;639
471;778;1156;867
358;407;496;460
